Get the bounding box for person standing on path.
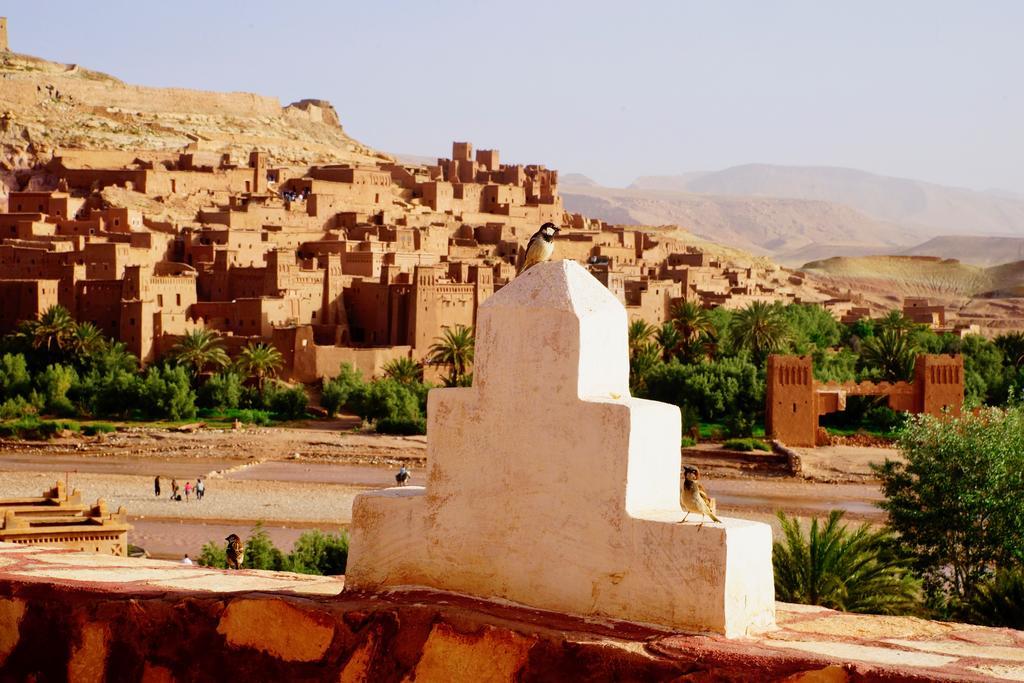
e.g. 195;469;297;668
196;478;205;501
184;481;192;502
154;475;161;497
170;478;179;501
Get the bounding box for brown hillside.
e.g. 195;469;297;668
0;51;386;201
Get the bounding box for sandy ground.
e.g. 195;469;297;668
0;428;890;559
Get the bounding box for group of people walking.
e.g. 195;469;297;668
153;476;205;501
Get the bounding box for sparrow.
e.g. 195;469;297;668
680;465;721;527
516;222;561;274
225;533;245;570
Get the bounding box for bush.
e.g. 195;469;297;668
36;363;78;416
966;567;1024;629
243;522;288;571
0;395;36;420
72;368;142;419
376;416;426;435
197;541;227;568
680;436;696;448
773;511;922;615
0;416;79;440
723;437;770;452
0;353;31;399
266;383;309;420
644;357;764;434
288;529;349;575
81;422;116;436
875;406;1024;616
137;365;196;420
198;371;243;411
223;408;272;426
350;378;422;424
863;405;903;433
321;364;364;417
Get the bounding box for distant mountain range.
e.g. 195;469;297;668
562;165;1024;267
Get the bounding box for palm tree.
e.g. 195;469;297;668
773;511;921;615
235;342;284;390
878;310;918;336
71;322;107;360
628;320;656;356
427;325;475;387
730;301;791;363
169;329;230;380
31;305;77;358
670;300;715;362
967;568;1024;629
860;328;917;382
629;341;661;396
382;357;423;384
654;322;682;362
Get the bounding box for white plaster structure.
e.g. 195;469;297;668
346;260;776;637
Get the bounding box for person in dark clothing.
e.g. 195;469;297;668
154;475;161;497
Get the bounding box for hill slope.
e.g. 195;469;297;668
0;50;387;199
630;164;1024;239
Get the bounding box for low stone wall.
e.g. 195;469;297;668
1;544;1023;681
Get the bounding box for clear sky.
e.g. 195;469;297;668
5;1;1023;191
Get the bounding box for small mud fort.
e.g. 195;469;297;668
767;354;964;446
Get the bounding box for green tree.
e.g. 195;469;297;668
36;363;78;415
995;332;1024;369
781;304;841;353
235;342;284;390
30;305;77;360
878;310;918;336
874;407;1024;615
265;382;309;420
773;511;921;615
197;370;243;411
0;353;31;399
669;301;714;361
168;329;230;380
628;319;657;355
628;341;662;396
859;328;917;382
654;322;682;362
382;357;423;384
243;522;288;570
321;364;364;417
288;529;349;575
730;301;791;364
644;356;763;434
427;325;474;387
70;322;107;362
137;365;197;420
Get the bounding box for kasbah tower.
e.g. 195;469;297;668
0;17;8;52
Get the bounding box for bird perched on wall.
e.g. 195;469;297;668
225;533;245;570
516;222;561;275
680;465;721;527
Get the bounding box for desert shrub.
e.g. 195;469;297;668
288;529;349;576
266;383;309;420
0;353;31;399
863;405;903;433
875;406;1024;616
0;395;36;420
966;567;1024;629
680;436;696;448
320;364;365;417
350;378;422;424
198;371;243;411
197;541;227;568
723;437;770;452
644;357;763;433
773;511;921;615
36;363;78;416
243;522;288;571
81;422;116;436
136;365;196;420
375;416;426;435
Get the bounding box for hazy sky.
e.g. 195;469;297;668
6;2;1023;190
